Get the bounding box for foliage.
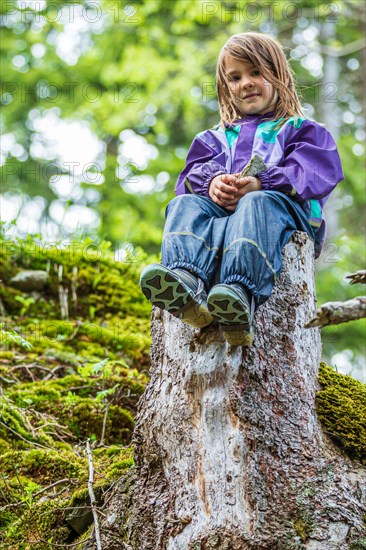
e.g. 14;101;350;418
0;325;32;350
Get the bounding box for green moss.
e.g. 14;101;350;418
0;351;15;360
350;539;366;549
0;237;147;546
68;400;134;444
316;362;366;462
4;496;74;547
293;517;312;541
0;449;87;483
0;238;151;323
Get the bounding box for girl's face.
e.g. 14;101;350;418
224;55;278;117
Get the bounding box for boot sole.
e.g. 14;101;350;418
207;284;253;346
140;264;213;329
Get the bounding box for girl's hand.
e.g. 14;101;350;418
232;174;262;198
209;174;239;211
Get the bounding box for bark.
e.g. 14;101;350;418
95;232;366;550
305;297;366;328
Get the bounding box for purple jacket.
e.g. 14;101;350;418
175;111;344;258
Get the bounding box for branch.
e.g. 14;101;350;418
0;419;49;449
0;296;7;317
0;479;70;511
346;270;366;285
86;439;102;550
321;37;366;57
99;402;110;447
343;0;366;18
305;297;366;328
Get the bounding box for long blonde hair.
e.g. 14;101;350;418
216;32;305;129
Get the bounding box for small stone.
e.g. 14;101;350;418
66;505;93;535
9;270;49;291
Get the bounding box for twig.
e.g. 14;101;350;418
99;402;110;447
0;479;71;511
60;385;93;393
44;364;66;380
66;320;82;341
71;266;78;310
10;364;54;376
0;419;49;449
23;364;35;381
86;439;102;550
0;296;7;318
0;375;16;384
33;478;70;497
0;501;27;511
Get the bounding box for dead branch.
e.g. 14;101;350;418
346;270;366;285
0;419;49;449
99;402;110;447
86;439;102;550
305;296;366;328
0;296;7;318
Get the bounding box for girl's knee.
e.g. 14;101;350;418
166;194;196;214
237;190;267;209
237;190;285;211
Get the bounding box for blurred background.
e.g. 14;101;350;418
0;0;365;380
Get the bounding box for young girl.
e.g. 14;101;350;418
139;32;344;346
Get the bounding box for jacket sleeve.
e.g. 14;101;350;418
175;133;228;197
257;121;344;201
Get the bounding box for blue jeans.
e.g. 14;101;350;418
161;191;314;308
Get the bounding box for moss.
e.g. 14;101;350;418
0;351;15;360
293;517;312;541
5;361;146;445
0;475;42;507
0;440;135;545
316;362;366;462
68;400;134;444
0;238;151;322
4;496;74;547
0;437;10;453
0;449;87;484
0;237;148;546
350;539;366;549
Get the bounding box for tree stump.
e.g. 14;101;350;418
98;232;366;549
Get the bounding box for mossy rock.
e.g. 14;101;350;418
67;400;134;444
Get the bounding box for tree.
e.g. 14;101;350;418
89;234;366;549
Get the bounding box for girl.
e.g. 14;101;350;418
139;32;344;346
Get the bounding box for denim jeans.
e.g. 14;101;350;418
161;191;314;308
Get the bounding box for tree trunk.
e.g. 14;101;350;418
96;232;366;550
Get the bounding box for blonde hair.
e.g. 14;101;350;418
216;32;305;129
